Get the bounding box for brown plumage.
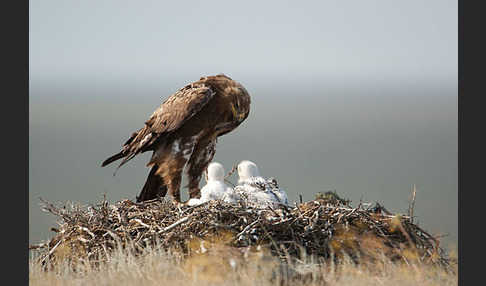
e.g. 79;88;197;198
101;74;251;202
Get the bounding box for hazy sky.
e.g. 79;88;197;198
30;0;457;85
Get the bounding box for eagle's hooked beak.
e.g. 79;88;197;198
230;104;239;120
231;103;247;122
231;103;238;118
238;112;246;121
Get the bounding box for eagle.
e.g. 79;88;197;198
101;74;251;203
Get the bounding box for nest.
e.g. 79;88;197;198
30;192;451;271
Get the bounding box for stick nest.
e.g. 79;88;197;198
30;192;452;271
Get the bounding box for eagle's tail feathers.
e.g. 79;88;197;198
101;151;125;167
103;126;151;168
110;153;138;176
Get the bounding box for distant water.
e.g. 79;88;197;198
29;79;457;247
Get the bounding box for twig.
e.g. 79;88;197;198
225;164;238;179
224;179;236;188
40;239;63;265
157;216;190;234
235;220;260;239
408;184;417;223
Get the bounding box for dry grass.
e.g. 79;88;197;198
29;240;457;286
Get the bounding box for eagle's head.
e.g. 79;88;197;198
212;74;250;123
237;160;260;184
232;84;251;123
202;74;251;125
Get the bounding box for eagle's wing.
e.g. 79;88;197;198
145;83;215;134
102;83;215;169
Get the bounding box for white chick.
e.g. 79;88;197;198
187;162;234;206
234;160;289;207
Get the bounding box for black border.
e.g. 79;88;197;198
458;0;463;282
5;0;28;284
458;0;482;284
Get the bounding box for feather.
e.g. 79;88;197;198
101;151;125;167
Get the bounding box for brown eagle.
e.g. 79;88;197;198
101;74;251;202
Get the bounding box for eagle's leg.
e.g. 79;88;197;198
166;175;182;202
186;138;217;199
160;156;188;202
137;164;168;202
